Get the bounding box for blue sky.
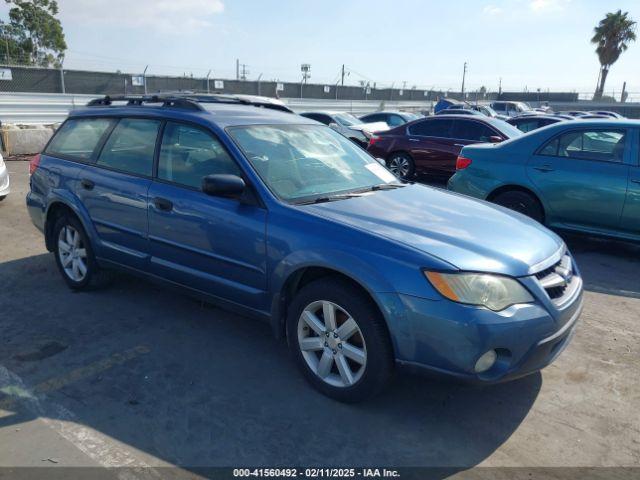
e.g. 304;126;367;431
2;0;639;94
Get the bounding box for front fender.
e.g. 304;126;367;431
269;248;409;352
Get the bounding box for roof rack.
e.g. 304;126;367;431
86;95;205;111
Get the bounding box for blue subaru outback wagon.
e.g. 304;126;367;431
27;95;583;402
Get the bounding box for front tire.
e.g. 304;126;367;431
492;190;544;223
386;152;415;179
287;277;394;403
53;214;111;290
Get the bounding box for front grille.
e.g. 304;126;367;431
535;254;575;303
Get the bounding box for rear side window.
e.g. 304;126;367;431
538;129;626;163
96;118;160;176
409;119;453;137
158;122;242;189
514;119;540;132
452;120;497;141
46;118;113;161
387;115;405;127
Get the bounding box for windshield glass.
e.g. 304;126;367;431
228;125;397;203
480;106;498;116
334;113;363;127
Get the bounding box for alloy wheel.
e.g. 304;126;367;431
58;225;88;282
297;300;367;388
388;156;411;178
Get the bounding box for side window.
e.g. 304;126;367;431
452;120;497;141
96;118;160;176
408;119;453;137
387;115;405;127
158;122;241;189
492;103;505;112
46;118;113;161
516;120;539;133
363;113;383;123
539;129;626;162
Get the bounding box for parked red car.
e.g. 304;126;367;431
367;115;522;179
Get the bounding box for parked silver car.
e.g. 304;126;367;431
0;154;10;201
300;111;389;147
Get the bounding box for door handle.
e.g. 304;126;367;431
534;165;555;172
153;197;173;212
80;178;95;190
409;138;420;142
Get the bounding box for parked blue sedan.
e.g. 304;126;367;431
448;120;640;242
27;95;583;402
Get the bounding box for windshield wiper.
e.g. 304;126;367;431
369;183;406;191
295;192;365;205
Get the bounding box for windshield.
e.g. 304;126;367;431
228;124;397;203
480;106;498;116
334;113;363;127
492;119;524;138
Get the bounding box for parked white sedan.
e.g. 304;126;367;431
0;154;10;201
299;111;389;148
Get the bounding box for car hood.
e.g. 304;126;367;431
348;122;390;133
303;185;563;277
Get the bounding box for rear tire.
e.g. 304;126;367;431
53;214;112;290
386;152;415;179
287;277;394;403
492;190;544;223
0;196;6;202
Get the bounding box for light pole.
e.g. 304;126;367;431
206;70;212;93
257;73;263;96
300;63;311;99
461;62;467;99
143;65;149;95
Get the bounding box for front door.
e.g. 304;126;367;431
147;121;268;312
406;118;456;176
527;127;630;232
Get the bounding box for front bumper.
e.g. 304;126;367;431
388;279;583;383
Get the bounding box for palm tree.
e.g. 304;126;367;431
592;10;636;100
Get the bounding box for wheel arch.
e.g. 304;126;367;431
270;264;397;356
486;184;547;223
44;196;95;252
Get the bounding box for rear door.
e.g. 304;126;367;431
147;121;268;311
406;118;455;175
527;127;630;232
620;127;640;236
76;117;160;269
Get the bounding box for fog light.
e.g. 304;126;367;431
475;350;497;373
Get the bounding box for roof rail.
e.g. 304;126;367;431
86;95;205;111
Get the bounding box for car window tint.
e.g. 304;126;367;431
46;118;113;161
452;120;496;141
539;137;559;156
516;120;539;132
388;115;405;127
97;118;160;176
541;129;626;162
408;119;453;137
158;122;241;189
363;113;383;123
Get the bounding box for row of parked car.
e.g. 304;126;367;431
299;102;636;243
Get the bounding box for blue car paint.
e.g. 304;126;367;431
27;103;583;382
448;120;640;241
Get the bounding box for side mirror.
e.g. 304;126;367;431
202;174;245;199
489;136;503;143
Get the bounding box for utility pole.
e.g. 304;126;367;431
59;55;66;94
239;63;249;81
461;62;467;98
341;64;345;86
236;59;239;80
143;65;149;95
257;73;263;96
498;77;502;96
206;69;211;93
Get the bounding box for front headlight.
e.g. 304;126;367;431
424;271;533;311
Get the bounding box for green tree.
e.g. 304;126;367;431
591;10;636;100
1;0;66;67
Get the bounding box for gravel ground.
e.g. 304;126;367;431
0;160;638;479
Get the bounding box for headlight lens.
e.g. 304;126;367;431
424;271;534;311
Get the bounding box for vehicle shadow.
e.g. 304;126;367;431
563;233;640;299
0;253;541;475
